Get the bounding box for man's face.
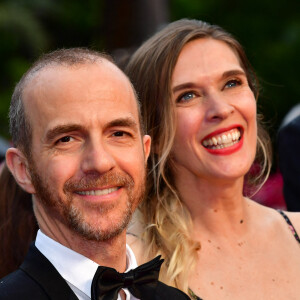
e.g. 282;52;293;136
23;61;150;241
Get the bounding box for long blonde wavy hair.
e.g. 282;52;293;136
125;19;272;293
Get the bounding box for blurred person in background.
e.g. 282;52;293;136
0;163;37;278
0;131;37;279
0;136;10;166
278;105;300;212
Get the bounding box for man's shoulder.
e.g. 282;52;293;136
0;244;78;300
155;281;190;299
0;268;48;300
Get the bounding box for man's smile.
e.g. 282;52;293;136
76;187;120;196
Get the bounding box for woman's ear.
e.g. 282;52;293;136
6;148;36;194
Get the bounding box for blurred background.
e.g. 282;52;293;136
0;0;299;169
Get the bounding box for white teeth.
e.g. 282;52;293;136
221;134;227;143
232;132;236;141
77;187;119;196
202;128;241;149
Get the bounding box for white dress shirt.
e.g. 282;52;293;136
35;230;139;300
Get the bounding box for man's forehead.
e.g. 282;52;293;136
22;60;142;133
23;60;137;108
25;59;128;90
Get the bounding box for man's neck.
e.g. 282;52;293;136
34;200;128;272
42;226;128;271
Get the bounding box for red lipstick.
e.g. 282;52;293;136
202;125;244;155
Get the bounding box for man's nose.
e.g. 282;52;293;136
204;92;234;122
81;139;116;175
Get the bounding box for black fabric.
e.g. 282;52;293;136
91;256;163;300
0;244;79;300
278;115;300;211
155;281;191;299
0;243;190;300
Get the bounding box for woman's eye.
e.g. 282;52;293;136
178;92;196;103
224;79;241;89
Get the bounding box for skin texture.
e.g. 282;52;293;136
129;38;300;299
6;60;151;272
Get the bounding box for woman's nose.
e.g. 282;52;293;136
204;92;234;122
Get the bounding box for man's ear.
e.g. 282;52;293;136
6;147;36;194
143;134;151;163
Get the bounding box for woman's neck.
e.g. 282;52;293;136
174;171;252;239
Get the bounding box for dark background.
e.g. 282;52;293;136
1;0;299;168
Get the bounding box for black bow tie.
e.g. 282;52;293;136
91;255;164;300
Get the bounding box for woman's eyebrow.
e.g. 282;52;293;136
221;69;246;79
172;82;199;94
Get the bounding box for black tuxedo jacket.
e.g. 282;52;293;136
0;244;189;300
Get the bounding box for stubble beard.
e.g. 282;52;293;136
29;162;145;242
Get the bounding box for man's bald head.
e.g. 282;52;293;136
9;48;142;158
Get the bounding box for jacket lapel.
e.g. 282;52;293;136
21;243;78;300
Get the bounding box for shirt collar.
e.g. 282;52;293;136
35;230;138;298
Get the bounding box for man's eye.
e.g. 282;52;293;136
177;92;197;103
224;79;241;89
113;131;125;137
58;136;73;143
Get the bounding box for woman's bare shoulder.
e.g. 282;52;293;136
248;200;300;232
252;200;300;230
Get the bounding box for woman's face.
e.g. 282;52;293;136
170;38;257;183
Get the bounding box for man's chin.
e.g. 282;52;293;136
70;220;129;242
67;204;132;242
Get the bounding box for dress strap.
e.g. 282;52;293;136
188;288;203;300
278;210;300;244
